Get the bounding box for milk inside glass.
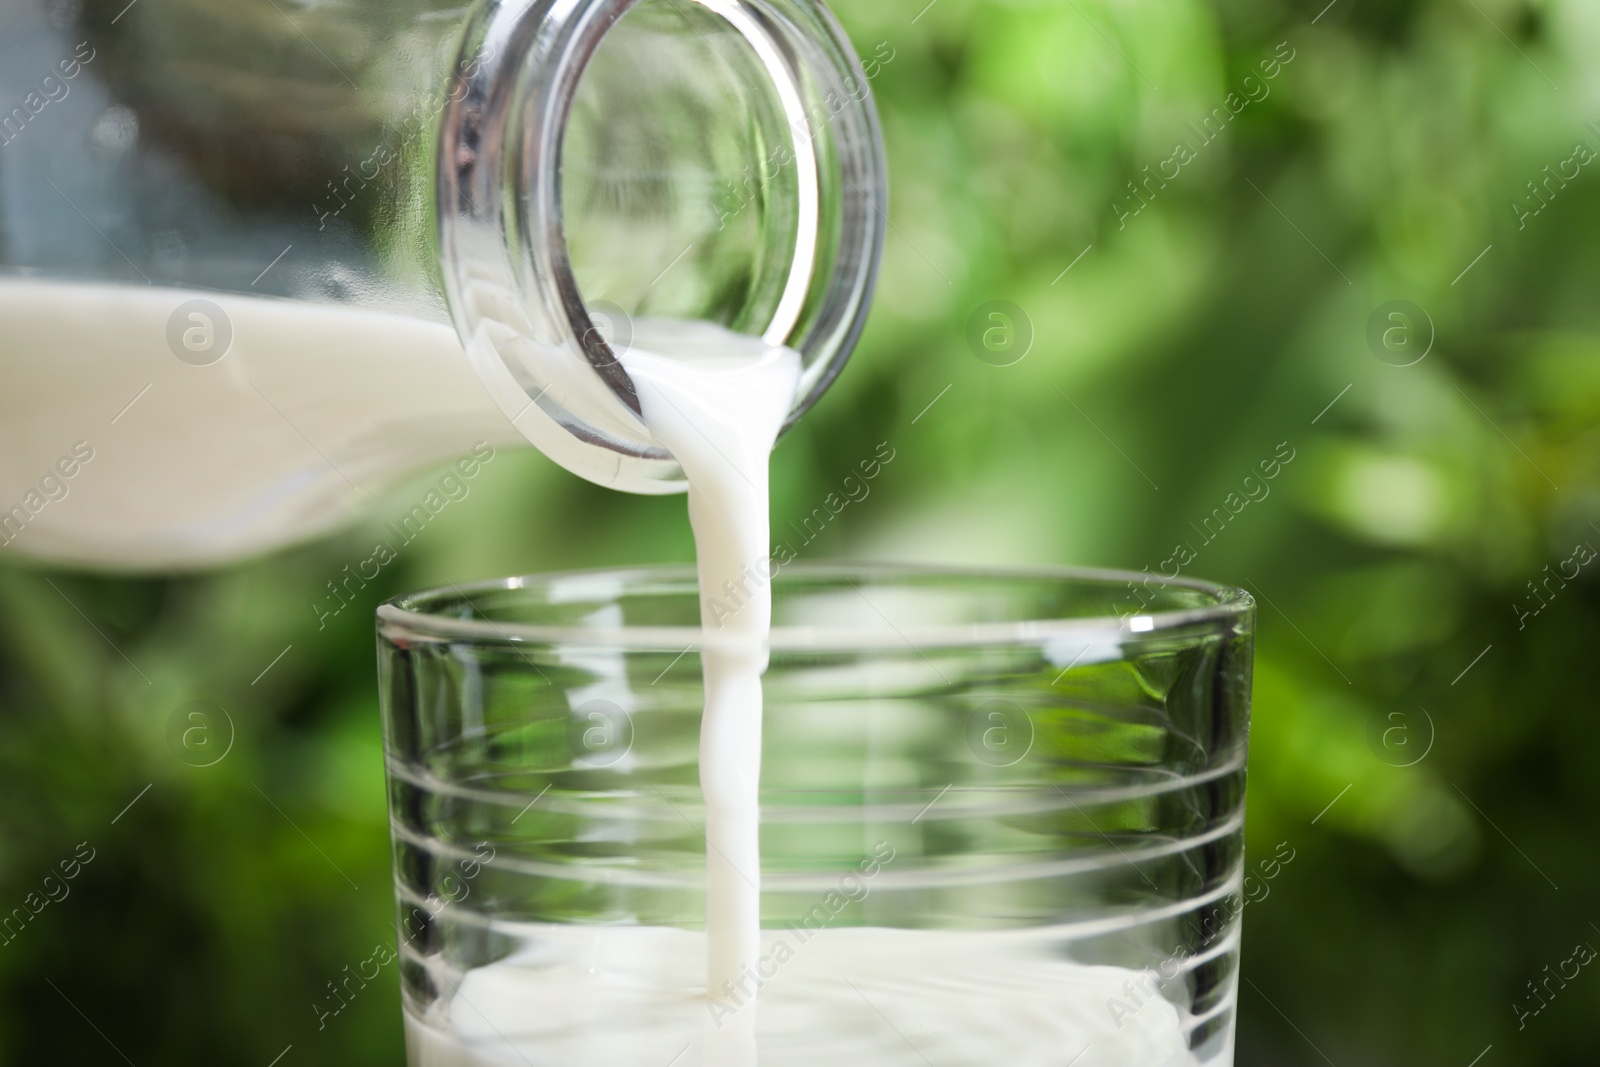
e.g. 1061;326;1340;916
405;927;1199;1067
392;325;1204;1066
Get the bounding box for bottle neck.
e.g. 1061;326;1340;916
436;0;886;494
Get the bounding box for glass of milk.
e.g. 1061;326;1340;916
376;564;1255;1067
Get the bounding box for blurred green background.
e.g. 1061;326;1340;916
2;0;1598;1063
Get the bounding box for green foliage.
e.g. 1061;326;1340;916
1;0;1596;1063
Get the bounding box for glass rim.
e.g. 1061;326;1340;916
377;562;1254;651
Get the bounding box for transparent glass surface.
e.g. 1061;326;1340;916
439;0;885;491
0;0;884;568
377;565;1255;1067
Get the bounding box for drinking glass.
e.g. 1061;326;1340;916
377;564;1254;1066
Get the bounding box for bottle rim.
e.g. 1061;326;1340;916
436;0;887;494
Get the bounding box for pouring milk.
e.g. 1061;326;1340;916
400;322;1203;1067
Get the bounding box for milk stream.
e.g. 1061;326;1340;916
403;326;1206;1066
616;321;800;1005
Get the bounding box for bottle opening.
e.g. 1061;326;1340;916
562;0;819;356
438;0;885;494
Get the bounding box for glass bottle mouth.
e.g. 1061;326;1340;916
438;0;886;494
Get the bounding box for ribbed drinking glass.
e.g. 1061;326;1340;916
377;564;1254;1066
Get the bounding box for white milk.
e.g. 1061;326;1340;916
0;279;524;569
404;926;1200;1067
618;320;800;1002
403;324;1206;1065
